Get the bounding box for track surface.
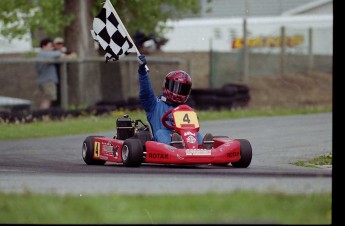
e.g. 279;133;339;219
0;113;332;195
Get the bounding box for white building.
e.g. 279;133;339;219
161;0;333;55
0;26;32;54
0;0;333;55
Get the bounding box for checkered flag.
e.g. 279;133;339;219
91;0;137;62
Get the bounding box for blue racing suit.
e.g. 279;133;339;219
138;67;203;145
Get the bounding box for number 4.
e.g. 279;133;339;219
183;113;190;123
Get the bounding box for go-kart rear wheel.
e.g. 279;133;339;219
121;138;143;167
231;139;252;168
82;136;106;165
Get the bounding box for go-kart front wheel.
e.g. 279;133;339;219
82;136;106;165
231;139;252;168
121;138;144;167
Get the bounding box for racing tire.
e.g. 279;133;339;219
82;136;106;165
121;138;144;167
231;139;252;168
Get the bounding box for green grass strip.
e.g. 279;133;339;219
0;191;331;224
0;106;331;141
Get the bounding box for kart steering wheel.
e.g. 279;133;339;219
162;108;175;130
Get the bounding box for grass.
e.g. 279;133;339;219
294;153;332;168
0;191;332;224
0;106;332;141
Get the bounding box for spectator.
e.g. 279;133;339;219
52;37;76;107
133;30;168;54
35;38;76;109
53;37;67;54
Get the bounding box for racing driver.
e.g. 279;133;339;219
137;55;213;149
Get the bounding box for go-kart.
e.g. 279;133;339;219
82;104;252;167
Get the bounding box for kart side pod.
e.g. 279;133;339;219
116;114;134;140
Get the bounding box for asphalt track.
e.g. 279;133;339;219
0;113;332;195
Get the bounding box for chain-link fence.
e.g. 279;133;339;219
209;25;332;88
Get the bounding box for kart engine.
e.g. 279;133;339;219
116;114;135;140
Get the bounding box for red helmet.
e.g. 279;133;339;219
162;70;192;105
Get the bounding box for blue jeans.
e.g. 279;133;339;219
154;128;203;145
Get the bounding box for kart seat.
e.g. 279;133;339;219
133;121;154;146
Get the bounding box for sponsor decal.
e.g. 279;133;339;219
224;142;232;146
180;124;195;129
113;146;119;157
232;35;304;49
100;156;108;160
186;149;211;156
103;144;113;153
186;135;196;143
148;153;169;159
227;151;240;158
219;141;235;151
184;131;195;136
177;154;184;160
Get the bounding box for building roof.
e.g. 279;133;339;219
281;0;332;15
186;0;331;18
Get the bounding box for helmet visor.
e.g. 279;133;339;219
165;80;191;95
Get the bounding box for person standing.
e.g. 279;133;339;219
53;37;67;54
52;37;65;107
35;38;75;109
52;37;76;107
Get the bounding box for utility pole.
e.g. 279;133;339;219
242;0;250;82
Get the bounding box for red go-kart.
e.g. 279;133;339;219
82;104;252;167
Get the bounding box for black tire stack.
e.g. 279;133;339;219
0;84;250;123
188;83;250;110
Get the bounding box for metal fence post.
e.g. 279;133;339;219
128;60;133;97
308;28;314;73
209;38;215;88
61;62;68;109
243;18;249;81
280;26;286;76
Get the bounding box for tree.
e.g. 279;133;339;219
0;0;74;46
0;0;202;48
0;0;205;107
96;0;202;37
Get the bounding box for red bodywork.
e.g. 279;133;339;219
90;105;241;165
144;138;241;164
91;136;240;165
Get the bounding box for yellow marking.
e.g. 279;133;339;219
173;111;199;128
94;141;100;158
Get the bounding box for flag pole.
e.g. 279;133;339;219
106;0;149;71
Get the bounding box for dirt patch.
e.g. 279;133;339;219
243;72;333;109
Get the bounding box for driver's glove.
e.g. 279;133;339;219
138;55;147;75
